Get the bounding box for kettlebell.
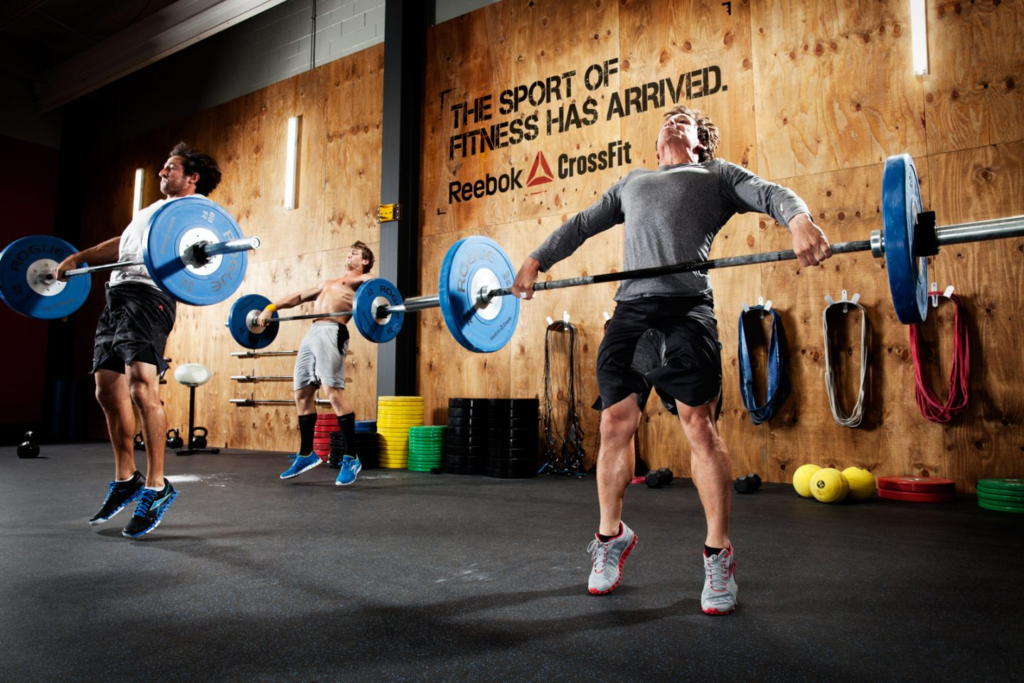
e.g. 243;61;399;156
133;433;145;451
17;431;40;459
190;426;208;450
166;428;184;450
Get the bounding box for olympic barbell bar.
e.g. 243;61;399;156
227;154;1024;353
51;237;260;280
0;196;260;319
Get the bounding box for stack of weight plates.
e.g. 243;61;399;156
877;476;956;503
976;478;1024;514
328;424;380;470
355;421;379;469
446;398;488;474
487;398;539;479
377;396;424;469
408;426;446;472
313;413;339;463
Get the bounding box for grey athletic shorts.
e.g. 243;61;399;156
294;322;349;390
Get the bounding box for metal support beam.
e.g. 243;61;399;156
377;0;431;397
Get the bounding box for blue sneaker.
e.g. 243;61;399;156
89;471;145;525
335;455;362;486
122;481;178;538
281;452;322;479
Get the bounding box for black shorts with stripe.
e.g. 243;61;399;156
91;283;176;376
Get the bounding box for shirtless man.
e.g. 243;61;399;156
257;241;375;485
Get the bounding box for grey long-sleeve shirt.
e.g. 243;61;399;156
530;159;810;301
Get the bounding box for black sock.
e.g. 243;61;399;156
597;523;623;543
337;412;356;456
298;414;317;455
705;545;724;557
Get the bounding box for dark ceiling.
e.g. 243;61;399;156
0;0;179;80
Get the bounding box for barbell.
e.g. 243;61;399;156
227;154;1024;353
0;196;260;319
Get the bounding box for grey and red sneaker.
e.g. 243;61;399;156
587;522;637;595
701;545;738;615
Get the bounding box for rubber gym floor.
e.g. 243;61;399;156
1;443;1021;683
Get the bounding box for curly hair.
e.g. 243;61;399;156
662;105;720;162
352;241;374;274
169;142;222;196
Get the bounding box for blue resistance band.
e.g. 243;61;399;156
738;306;789;425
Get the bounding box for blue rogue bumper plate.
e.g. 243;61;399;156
0;235;91;319
882;154;927;324
352;278;405;343
227;293;277;349
143;196;248;306
438;236;519;353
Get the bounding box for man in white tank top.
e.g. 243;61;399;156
54;143;222;538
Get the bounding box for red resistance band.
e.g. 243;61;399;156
909;292;970;423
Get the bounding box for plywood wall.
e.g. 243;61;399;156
417;0;1024;491
66;0;1023;491
73;45;385;454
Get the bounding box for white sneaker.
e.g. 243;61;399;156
586;522;638;595
701;545;738;615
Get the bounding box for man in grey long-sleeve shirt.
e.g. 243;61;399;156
512;105;832;614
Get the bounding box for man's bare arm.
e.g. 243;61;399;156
256;284;325;326
54;236;122;280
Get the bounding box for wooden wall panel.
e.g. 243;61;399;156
756;161;942;482
323;46;385;252
420;5;514;237
67;0;1024;490
89;46;387;455
413;0;1024;491
619;0;758;170
750;0;927;179
508;0;622;223
926;141;1024;489
925;0;1024;155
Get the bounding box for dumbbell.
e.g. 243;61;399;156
17;431;40;459
166;429;184;450
734;473;762;494
133;433;145;451
645;467;674;488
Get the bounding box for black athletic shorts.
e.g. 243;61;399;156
91;283;177;376
595;295;723;414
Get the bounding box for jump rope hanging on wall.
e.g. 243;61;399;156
738;298;789;425
541;313;587;477
909;286;970;423
822;290;869;428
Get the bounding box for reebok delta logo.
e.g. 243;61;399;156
527;151;554;187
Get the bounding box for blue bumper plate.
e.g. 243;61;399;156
228;293;277;349
882;154;927;324
352;278;405;343
0;235;91;319
143;196;248;306
438;236;519;353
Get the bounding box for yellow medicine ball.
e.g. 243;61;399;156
811;468;849;503
792;464;822;498
842;467;876;501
